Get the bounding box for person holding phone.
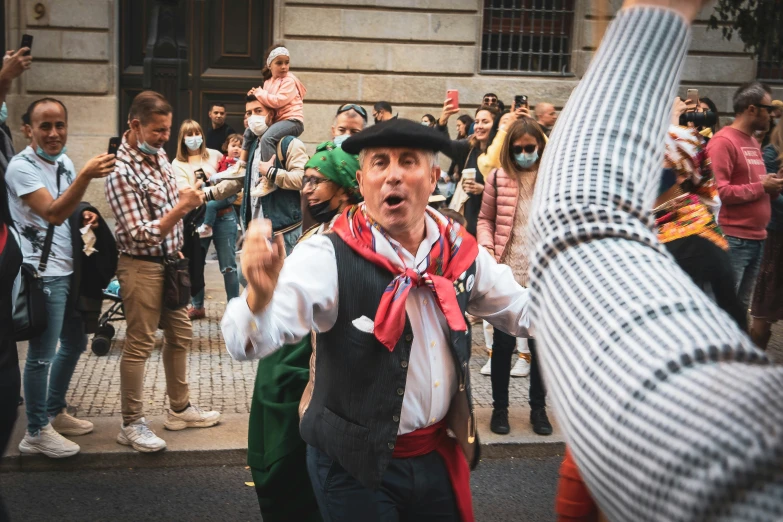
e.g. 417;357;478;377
171;119;239;320
437;99;499;235
106;91;220;454
7;98;115;458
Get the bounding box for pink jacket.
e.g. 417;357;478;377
477;168;520;262
254;73;307;123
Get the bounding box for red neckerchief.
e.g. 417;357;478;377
331;205;478;351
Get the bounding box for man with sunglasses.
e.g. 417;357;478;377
706;81;783;317
372;101;395;124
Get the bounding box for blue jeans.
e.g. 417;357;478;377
24;275;86;434
260;120;304;161
238;226;301;288
203;197;235;228
192;210;239;308
726;236;764;312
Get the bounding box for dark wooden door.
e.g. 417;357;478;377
119;0;271;152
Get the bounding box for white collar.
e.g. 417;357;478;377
369;210;440;271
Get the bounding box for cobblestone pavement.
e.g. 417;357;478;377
58;258;531;417
57;254;783;418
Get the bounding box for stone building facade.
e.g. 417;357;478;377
3;0;779;216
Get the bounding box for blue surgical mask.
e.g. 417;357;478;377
0;102;8;124
138;141;160;155
333;134;350;147
36;145;67;163
184;135;203;151
514;150;538;169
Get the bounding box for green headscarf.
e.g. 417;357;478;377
305;141;362;202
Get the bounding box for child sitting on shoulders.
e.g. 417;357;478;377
232;44;307;172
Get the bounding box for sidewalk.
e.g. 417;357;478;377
3;253;562;471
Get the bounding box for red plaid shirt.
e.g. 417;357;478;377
105;131;183;256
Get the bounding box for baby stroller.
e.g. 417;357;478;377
91;279;125;356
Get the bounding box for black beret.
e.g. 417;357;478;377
341;118;452;155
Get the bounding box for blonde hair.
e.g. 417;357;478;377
175;119;209;163
770;122;783;165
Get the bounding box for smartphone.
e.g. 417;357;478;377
515;95;529;109
107;137;121;155
446;89;459;110
194;168;207;183
20;34;33;56
686;88;699;108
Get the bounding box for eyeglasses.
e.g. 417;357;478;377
483;97;497;104
302;175;331;188
755;103;775;113
337;104;368;121
512;145;538;155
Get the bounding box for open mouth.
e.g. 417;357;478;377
383;194;405;210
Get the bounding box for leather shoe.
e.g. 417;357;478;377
530;408;553;436
490;408;510;435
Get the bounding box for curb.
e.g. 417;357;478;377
2;408;563;473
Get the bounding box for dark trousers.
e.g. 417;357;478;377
251;442;322;522
665;235;747;331
491;330;546;411
306;445;458;522
0;365;21;522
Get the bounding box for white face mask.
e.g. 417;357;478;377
184;135;203;151
333;134;350;147
247;115;268;136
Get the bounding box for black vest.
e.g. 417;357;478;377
299;233;477;489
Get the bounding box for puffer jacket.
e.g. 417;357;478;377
477;168;520;261
254;73;307;123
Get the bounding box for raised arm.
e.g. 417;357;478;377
527;4;783;520
221;221;338;361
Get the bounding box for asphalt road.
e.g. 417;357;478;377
0;456;561;522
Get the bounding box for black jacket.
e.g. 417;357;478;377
68;203;117;333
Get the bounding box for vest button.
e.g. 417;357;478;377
405;333;413;342
396;388;404;396
400;361;408;368
393;415;400;422
388;442;395;450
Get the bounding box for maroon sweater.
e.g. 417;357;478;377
706;126;771;240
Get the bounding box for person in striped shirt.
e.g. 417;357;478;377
528;1;783;519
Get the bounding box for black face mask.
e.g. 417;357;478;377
374;117;381;125
308;199;339;224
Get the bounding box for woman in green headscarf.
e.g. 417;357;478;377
247;141;361;522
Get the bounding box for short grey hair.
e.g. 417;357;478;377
733;82;772;114
358;149;438;170
333;109;367;128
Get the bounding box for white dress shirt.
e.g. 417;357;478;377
222;211;531;435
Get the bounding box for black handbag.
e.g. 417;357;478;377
13;163;64;340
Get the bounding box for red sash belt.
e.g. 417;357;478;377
555;448;599;522
393;420;474;522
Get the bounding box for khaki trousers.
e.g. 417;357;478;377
116;255;191;424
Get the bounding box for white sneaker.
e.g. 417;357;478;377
164;404;221;431
480;350;492;376
197;224;213;238
50;408;94;436
117;418;167;453
511;353;532;378
18;424;80;458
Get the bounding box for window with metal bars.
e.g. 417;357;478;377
481;0;575;75
757;26;783;82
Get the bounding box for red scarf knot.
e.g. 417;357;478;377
332;205;479;351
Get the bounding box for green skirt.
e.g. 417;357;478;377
247;335;321;522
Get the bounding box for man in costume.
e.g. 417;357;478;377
241;141;362;522
222;119;532;521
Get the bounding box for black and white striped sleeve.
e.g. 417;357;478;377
527;7;783;521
